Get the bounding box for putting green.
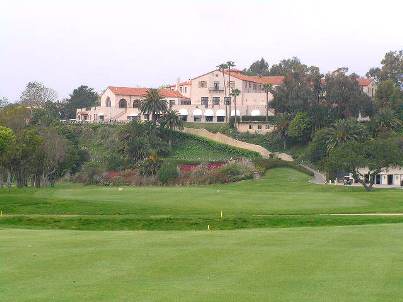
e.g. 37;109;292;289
2;224;403;301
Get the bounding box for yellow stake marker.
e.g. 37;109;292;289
207;225;210;231
220;210;223;219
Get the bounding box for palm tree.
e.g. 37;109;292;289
160;110;184;131
160;110;183;147
372;108;402;135
139;89;168;123
262;83;273;121
230;88;240;130
325;119;367;152
226;61;236;123
217;63;228;120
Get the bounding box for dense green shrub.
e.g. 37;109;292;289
158;161;179;184
253;158;314;177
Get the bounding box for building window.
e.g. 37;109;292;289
224;97;231;105
257;124;262;129
253;84;257;90
212;97;220;105
229;81;235;89
180;99;191;105
184;87;187;93
199;81;207;88
217;116;225;122
127;116;139;121
119;99;127;108
249;124;252;129
265;124;270;129
169;100;175;108
179;87;183;93
133;99;140;108
249;82;252;88
180;115;187;122
201;97;209;107
99;115;104;121
194;116;202;122
205;116;213;122
106;97;111;107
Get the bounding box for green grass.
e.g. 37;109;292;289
169;132;259;161
0;168;402;230
2;224;403;301
183;122;231;133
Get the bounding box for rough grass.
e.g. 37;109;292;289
1;168;402;230
169;132;259;161
2;224;403;301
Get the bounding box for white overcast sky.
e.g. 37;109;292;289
1;0;402;101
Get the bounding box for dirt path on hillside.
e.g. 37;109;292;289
182;127;293;161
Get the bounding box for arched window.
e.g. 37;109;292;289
105;97;111;107
133;99;140;108
119;98;127;108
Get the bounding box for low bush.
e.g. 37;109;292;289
158;161;179;184
176;159;256;185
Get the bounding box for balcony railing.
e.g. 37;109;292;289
208;86;224;92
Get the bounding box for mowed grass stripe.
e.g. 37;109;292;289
0;168;402;230
2;224;403;301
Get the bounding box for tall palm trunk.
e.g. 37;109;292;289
228;68;231;123
266;91;269;122
234;96;237;130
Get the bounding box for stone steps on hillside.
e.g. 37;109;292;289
182;127;293;161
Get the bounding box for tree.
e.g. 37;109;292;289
375;80;403;110
326;139;403;191
273;113;291;150
325;119;368;152
307;128;333;165
62;85;99;119
0;105;31;132
270;71;316;115
370;108;402;136
0;126;15;188
160;110;184;147
367;50;403;86
31;101;61;126
325;72;373;119
120;121;169;164
139;89;168;123
217;63;229;120
268;57;314;76
9;128;43;187
160;110;183;131
0;126;15;154
226;61;236;123
20;81;57;108
230;88;240;130
33;127;69;187
0;97;9;108
288;112;312;144
243;58;269;76
262;83;273;121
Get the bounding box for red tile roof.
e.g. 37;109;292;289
320;78;373;86
108;86;186;98
356;78;372;86
223;70;285;85
168;81;192;88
